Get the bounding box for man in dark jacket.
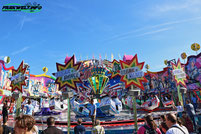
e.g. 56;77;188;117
41;117;63;134
2;116;12;134
74;118;85;134
2;101;9;123
185;99;197;131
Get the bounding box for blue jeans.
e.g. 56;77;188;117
190;115;197;131
193;103;197;112
177;112;182;117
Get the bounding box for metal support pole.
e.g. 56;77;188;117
16;93;22;117
133;96;138;132
66;86;71;134
182;93;186;106
131;85;138;132
159;91;162;107
172;90;176;105
67;97;71;134
177;85;183;107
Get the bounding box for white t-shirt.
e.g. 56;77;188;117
166;124;189;134
32;125;39;134
176;105;184;112
92;125;105;134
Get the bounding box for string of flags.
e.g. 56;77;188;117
66;53;123;61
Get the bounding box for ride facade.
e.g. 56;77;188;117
0;52;200;119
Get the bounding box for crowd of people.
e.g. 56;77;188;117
137;112;194;134
0;98;105;134
0;96;199;134
137;98;199;134
0;115;105;134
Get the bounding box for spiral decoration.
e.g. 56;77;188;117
191;43;200;52
164;60;168;65
4;56;11;64
181;52;187;60
145;64;150;71
42;67;48;73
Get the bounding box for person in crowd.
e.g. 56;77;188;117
2;116;12;134
176;102;184;117
198;127;201;134
148;94;155;107
0;122;3;134
74;118;85;134
2;101;10;123
176;118;189;133
191;94;198;112
185;99;197;131
89;98;96;126
41;117;63;134
176;118;182;126
137;115;161;134
14;115;38;134
92;119;105;134
32;125;39;134
165;113;189;134
159;115;166;122
24;99;34;116
179;111;194;133
160;122;168;134
159;115;168;134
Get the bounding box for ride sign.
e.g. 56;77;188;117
11;73;26;84
55;68;80;81
119;54;147;90
127;71;144;79
171;58;187;87
172;69;186;79
62;71;80;81
53;55;82;91
120;67;140;75
10;61;27;92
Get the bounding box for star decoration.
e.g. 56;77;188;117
11;61;27;92
171;59;187;88
120;54;147;90
110;59;121;78
54;55;82;91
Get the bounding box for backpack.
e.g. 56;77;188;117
144;125;157;134
171;126;186;134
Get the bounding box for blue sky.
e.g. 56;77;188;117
0;0;201;75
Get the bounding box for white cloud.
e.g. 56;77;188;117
153;0;201;13
136;27;172;37
150;16;201;28
104;16;201;42
19;16;34;31
11;46;30;55
104;27;147;42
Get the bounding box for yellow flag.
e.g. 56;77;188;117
111;53;114;61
